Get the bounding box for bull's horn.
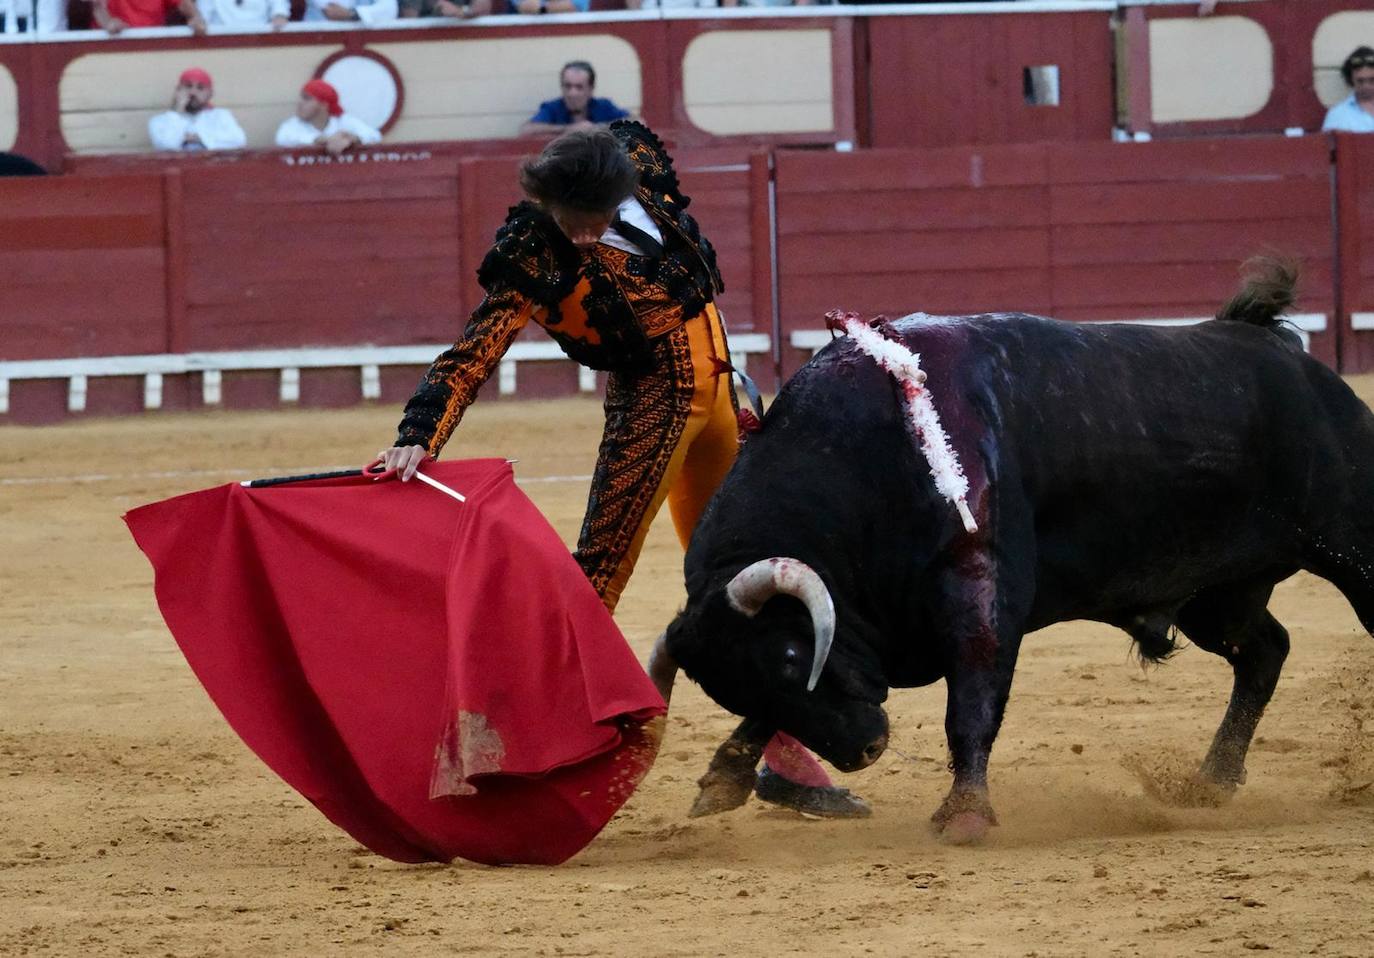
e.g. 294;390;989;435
725;558;835;692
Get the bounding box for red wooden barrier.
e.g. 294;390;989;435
1335;133;1374;374
178;157;465;352
773;135;1337;375
0;145;765;422
0;173;168;361
1045;136;1335;374
3;133;1365;424
862;10;1114;149
773;143;1054;338
675;146;768;335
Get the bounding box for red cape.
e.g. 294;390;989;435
125;459;665;865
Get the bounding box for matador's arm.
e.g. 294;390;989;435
394;286;539;457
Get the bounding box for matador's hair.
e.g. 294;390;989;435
519;129;640;213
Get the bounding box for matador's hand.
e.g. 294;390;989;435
375;445;431;481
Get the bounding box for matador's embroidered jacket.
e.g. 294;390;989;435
395;120;724;455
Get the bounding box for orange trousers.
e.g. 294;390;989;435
574;303;740;613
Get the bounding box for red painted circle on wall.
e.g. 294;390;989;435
314;49;405;134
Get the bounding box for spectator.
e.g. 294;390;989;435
519;61;628;138
505;0;586;12
148;69;247;152
398;0;489;17
2;0;67;32
625;0;716;7
90;0;207;33
275;79;382;156
1323;46;1374;133
198;0;290;30
301;0;397;24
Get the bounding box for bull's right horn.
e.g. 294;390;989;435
725;558;835;692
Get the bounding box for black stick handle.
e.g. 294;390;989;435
243;468;368;488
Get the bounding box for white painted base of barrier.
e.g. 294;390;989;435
0;333;774;417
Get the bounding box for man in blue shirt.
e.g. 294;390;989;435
520;60;630;137
1323;46;1374;133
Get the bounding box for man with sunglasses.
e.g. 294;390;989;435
1323;46;1374;133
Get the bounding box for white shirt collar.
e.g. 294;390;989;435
598;196;663;257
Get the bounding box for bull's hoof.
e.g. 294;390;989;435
753;767;873;819
687;766;756;818
1199;760;1246;788
939;811;993;845
1124;751;1240;808
1165;775;1238;809
930;788;998;844
688;730;768;818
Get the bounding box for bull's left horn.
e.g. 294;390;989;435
725;558;835;692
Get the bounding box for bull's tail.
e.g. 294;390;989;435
1214;256;1298;329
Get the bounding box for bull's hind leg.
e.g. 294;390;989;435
1175;579;1289;791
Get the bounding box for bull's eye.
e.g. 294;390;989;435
781;645;802;682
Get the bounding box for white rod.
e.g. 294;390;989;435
413;470;467;503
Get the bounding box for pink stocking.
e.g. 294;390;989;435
763;732;833;788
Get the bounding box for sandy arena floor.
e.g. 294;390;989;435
2;386;1373;957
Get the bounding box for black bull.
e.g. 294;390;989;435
661;275;1374;842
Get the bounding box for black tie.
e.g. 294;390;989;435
611;216;665;258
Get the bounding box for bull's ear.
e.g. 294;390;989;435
665;589;742;662
663;611;702;662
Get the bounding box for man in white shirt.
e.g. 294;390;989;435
198;0;289;30
0;0;67;32
275;80;382;156
1323;46;1374;134
301;0;397;24
148;68;248;152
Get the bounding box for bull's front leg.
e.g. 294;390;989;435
935;663;1015;844
930;546;1027;845
688;718;772;817
650;632;772;817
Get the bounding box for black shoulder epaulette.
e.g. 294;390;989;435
610;119;688;211
475;201;582;305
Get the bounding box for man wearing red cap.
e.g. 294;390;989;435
148;69;247;152
275;80;382;157
91;0;206;33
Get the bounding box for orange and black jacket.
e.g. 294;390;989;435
395;120;724;456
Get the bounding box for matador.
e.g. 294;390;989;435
379;121;869;819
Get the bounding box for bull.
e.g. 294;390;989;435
656;261;1374;842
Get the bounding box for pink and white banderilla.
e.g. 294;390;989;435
827;311;979;535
